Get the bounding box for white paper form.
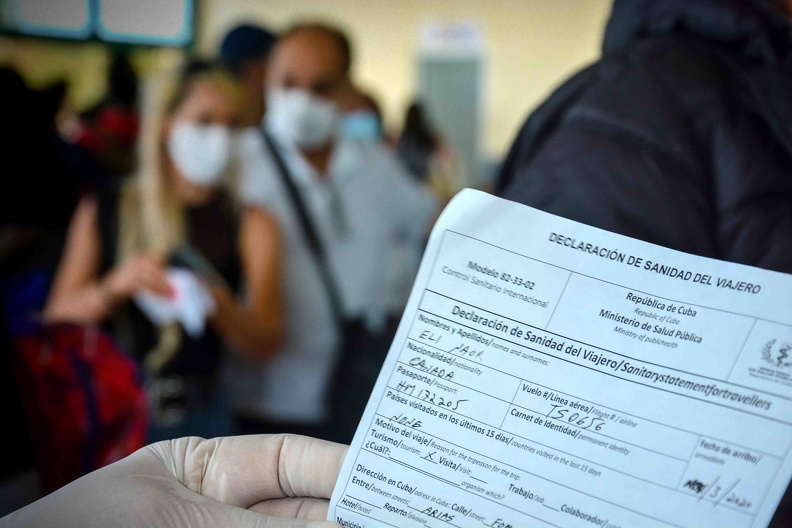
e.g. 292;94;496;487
328;190;792;528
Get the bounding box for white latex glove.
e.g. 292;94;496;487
1;435;347;528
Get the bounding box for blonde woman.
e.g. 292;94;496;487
45;61;284;439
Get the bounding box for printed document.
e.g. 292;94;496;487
329;189;792;528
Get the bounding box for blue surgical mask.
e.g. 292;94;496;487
338;110;381;142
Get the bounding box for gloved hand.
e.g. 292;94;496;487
1;434;348;528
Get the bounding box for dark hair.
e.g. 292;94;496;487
108;53;138;107
219;23;277;75
279;22;353;74
402;101;437;151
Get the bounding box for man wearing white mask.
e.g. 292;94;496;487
230;23;438;439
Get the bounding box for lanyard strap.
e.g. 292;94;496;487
261;130;346;327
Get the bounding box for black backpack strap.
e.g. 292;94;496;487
260;130;346;326
94;183;122;276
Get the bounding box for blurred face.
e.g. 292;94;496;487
338;87;382;142
267;29;347;103
265;30;348;150
170;79;238;128
166;78;239;188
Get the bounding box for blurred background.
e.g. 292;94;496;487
7;0;789;523
0;0;610;511
0;0;609;188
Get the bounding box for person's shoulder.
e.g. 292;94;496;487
241;204;281;238
332;138;390;183
556;35;739;160
346;139;408;174
236;128;286;207
584;35;744;117
629;35;741;93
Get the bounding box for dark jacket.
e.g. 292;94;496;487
496;0;792;274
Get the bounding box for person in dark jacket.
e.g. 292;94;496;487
496;0;792;275
496;1;791;524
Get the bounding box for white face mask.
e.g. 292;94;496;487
266;88;339;150
167;122;232;186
